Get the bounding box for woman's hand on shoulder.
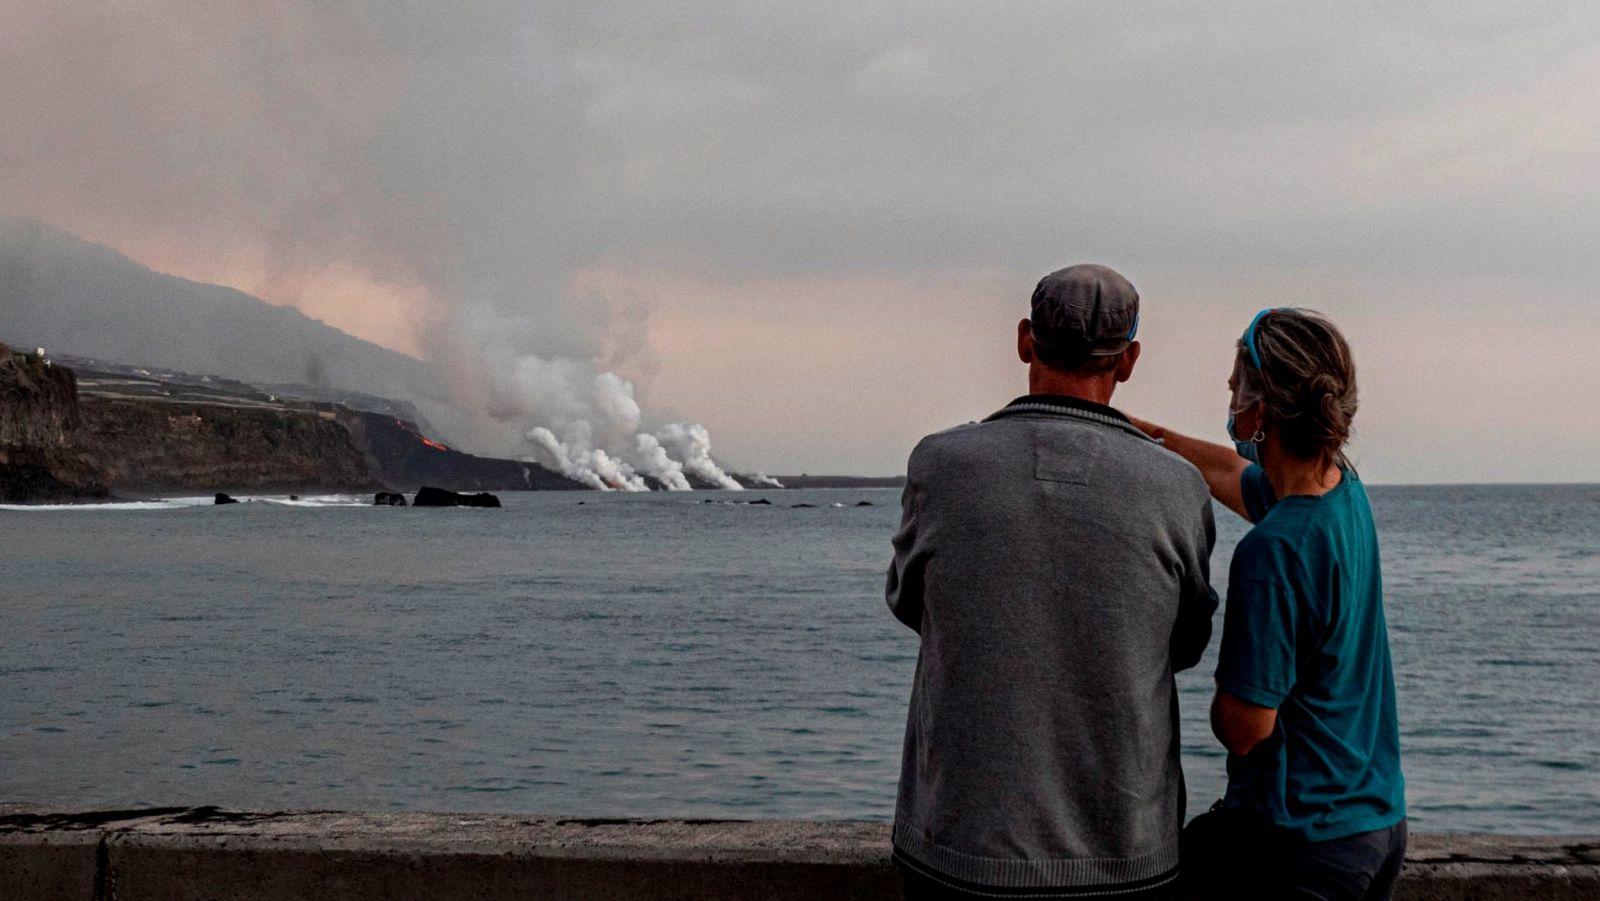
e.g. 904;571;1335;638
1130;417;1251;520
1128;415;1165;441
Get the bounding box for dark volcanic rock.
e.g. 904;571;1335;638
413;486;456;507
214;493;238;505
340;410;585;493
374;491;407;506
0;457;109;504
414;486;501;508
747;498;773;505
792;503;817;508
855;501;875;507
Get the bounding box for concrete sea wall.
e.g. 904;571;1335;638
2;806;1596;900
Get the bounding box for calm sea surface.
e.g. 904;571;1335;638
2;485;1597;834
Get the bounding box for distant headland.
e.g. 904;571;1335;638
0;344;804;503
0;342;584;502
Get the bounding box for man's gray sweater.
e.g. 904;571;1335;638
887;396;1217;893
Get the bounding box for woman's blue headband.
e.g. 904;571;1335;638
1241;308;1279;369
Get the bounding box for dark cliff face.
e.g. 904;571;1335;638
76;399;380;494
0;344;107;502
1;343;80;447
1;343;376;499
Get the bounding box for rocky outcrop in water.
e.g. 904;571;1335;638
413;486;501;508
374;492;407;506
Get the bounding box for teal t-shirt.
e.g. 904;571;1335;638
1217;465;1405;841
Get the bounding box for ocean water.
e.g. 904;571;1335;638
2;485;1597;834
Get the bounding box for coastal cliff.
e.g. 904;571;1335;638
0;344;79;446
0;343;107;502
75;397;378;494
2;342;376;499
0;345;587;501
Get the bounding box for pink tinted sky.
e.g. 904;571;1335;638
625;269;1600;482
4;2;1599;482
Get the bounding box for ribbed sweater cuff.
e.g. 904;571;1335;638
892;821;1179;890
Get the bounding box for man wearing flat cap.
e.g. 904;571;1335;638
887;264;1218;899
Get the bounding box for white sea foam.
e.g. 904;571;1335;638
0;494;371;511
0;501;184;512
253;495;370;507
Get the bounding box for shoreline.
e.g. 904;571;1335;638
0;483;906;508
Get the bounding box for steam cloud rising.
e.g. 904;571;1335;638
479;340;741;490
0;3;752;490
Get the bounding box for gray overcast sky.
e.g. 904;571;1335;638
4;2;1598;481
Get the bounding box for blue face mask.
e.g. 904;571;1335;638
1230;308;1279;465
1227;407;1260;464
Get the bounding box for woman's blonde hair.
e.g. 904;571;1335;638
1236;309;1358;471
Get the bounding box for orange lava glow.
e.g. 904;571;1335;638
395;418;449;452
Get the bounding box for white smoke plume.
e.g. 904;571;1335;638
522;384;742;491
633;433;691;491
655;423;744;490
450;310;742;491
527;426;642;491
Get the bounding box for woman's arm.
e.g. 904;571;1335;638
1211;689;1278;756
1128;416;1251;520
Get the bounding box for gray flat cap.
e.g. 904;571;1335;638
1030;264;1140;357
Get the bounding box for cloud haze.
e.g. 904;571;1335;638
3;2;1597;480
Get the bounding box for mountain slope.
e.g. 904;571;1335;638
0;216;461;437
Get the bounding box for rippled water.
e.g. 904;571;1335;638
2;485;1597;833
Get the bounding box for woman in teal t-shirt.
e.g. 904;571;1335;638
1133;309;1406;899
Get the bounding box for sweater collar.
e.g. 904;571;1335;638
1003;394;1130;423
984;394;1152;440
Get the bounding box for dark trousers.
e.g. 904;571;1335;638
1180;807;1407;901
895;852;1180;900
